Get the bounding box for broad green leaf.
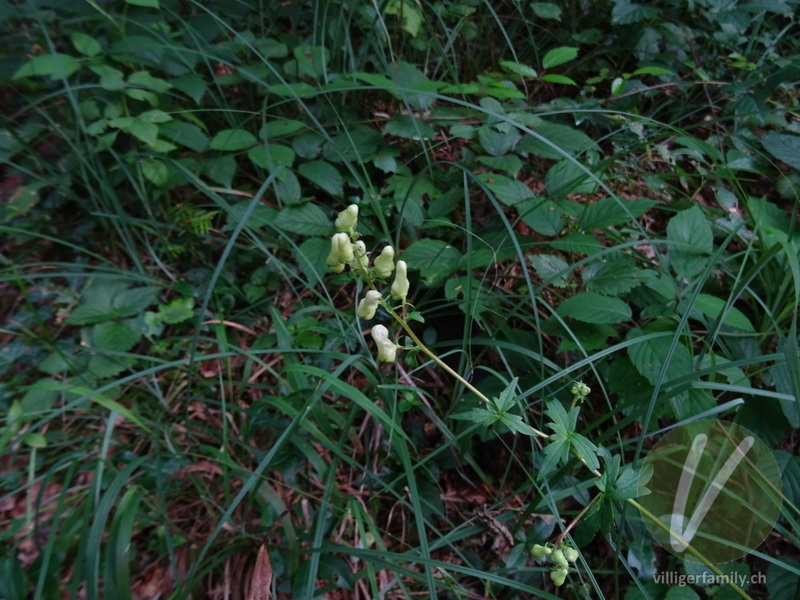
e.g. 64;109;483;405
582;255;644;295
271;82;316;97
686;294;755;331
542;46;578;69
248;144;295;171
158;120;209;152
545;159;598;196
548;233;604;255
298;160;343;197
499;61;538;78
138;110;171;124
126;0;160;6
402;239;461;284
24;433;48;449
67;280;159;325
210;129;257;151
384;115;436;140
91;65;125;91
204;154;237;188
477;125;519;156
580;197;657;230
292;45;330;79
322;128;382;163
477;154;523;176
273;203;330;235
141;158;168;186
612;1;657;24
631;66;675;76
541;74;577;85
128;70;171;93
557;291;632;324
155;297;195;324
767;558;800;600
773;451;800;512
386;0;423;37
92;319;141;352
274;170;302;204
477;174;534;206
529;254;571;287
172;74;207;103
531;3;562;20
518;123;595;160
627;327;693;386
295;237;331;286
13;54;81;80
762;133;800;170
667;205;713;279
394;61;441;110
126;119;158;146
518;197;563;236
260;119;305;139
71;32;101;57
664;587;701;600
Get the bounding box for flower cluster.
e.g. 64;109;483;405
326;204;411;363
531;543;580;587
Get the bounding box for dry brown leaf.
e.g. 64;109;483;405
247;544;273;600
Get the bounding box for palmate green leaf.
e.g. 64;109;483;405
494;377;519;412
542;46;578;69
13;53;81;80
667;205;713;279
545;400;576;435
155;296;195;324
498;413;540;436
557;291;632;324
209;129;257;151
571;433;600;471
451;407;499;424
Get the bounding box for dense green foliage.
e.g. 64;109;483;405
1;0;799;598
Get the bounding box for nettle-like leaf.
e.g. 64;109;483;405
298;161;343;197
402;239;461;284
557;291;632;324
67;280;160;325
667;205;713;279
762;132;800;170
209;129;258;152
582;255;644;295
579;197;657;231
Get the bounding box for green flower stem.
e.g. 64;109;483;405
554;491;602;548
385;306;549;439
627;498;752;600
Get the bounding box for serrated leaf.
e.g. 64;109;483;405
402;239;461;284
518;123;595;160
141;158;168;186
210;129;257;151
548;233;604;255
494;377;519;412
612;1;657;24
298;160;343;197
273;203;330;235
767;558;800;600
582;255;643;295
477;125;518;156
172;74;207;103
518;197;563;236
128;70;171;93
274;170;302;204
546;159;598;196
476;154;523;176
384;115;436;140
451;407;498;423
13;54;81;80
156;297;195;324
67;280;159;325
762;133;800;170
529;254;571;287
557;291;632;324
204;153;237;187
542;46;578;69
92;319;141;352
580;197;657;230
667;205;713;279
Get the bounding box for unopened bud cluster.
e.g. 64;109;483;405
326;204;412;363
531;543;579;587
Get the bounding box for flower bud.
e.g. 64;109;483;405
531;544;552;558
563;547;579;563
326;232;354;272
353;240;369;270
391;260;410;302
371;324;397;362
372;246;395;278
551;549;569;570
357;290;382;320
550;568;568;587
335;204;359;233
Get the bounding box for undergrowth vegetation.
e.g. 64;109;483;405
1;0;799;598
